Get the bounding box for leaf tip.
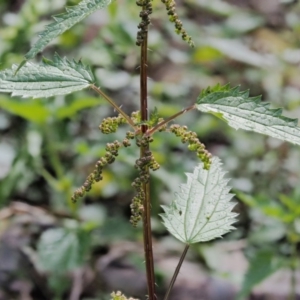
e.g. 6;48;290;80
14;59;27;75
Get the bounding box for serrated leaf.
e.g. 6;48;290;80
25;0;111;60
161;157;237;244
196;84;300;145
0;54;94;98
37;227;91;272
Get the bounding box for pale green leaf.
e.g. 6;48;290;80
0;96;50;123
196;84;300;145
55;97;104;119
25;0;111;60
37;227;91;272
237;249;283;299
0;54;94;98
161;157;237;244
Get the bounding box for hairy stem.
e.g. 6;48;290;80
146;104;195;136
163;244;190;300
140;20;156;300
91;85;136;129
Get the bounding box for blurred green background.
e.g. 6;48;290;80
0;0;300;299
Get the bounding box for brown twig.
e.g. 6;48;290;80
139;12;157;300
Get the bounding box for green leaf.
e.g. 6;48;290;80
0;54;94;98
37;227;91;272
237;249;283;299
48;274;71;298
0;96;50;123
55;97;104;119
161;157;237;244
196;84;300;145
278;194;300;213
24;0;111;60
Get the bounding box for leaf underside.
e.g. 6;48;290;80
161;157;237;244
196;84;300;145
25;0;111;60
0;53;94;98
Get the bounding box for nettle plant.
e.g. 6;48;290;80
1;1;300;299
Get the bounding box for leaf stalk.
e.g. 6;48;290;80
91;85;136;129
146;104;196;136
163;244;190;300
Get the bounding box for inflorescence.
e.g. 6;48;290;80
131;135;160;226
99;113;126;134
71;140;123;202
160;0;194;47
111;291;139;300
169;124;212;169
136;0;153;46
71;111;211;226
71;115;135;202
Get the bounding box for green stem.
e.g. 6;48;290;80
139;16;156;300
288;241;297;300
163;244;190;300
41;124;76;213
40;168;59;189
91;85;136;129
146;104;195;136
42;124;64;179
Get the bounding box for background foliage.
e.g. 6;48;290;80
0;0;300;299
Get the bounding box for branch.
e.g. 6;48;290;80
91;85;136;129
146;104;195;136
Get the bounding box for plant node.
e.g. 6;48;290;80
130;138;160;226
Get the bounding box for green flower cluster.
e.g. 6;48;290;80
71;140;123;202
130;111;141;125
169;124;212;169
99;114;126;134
161;0;194;47
72;114;138;202
157;117;168;132
111;291;138;300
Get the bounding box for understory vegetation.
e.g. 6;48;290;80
0;0;299;299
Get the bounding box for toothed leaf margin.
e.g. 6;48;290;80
0;53;95;98
24;0;111;61
161;157;237;244
196;84;300;145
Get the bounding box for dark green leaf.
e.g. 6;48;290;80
237;249;283;299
